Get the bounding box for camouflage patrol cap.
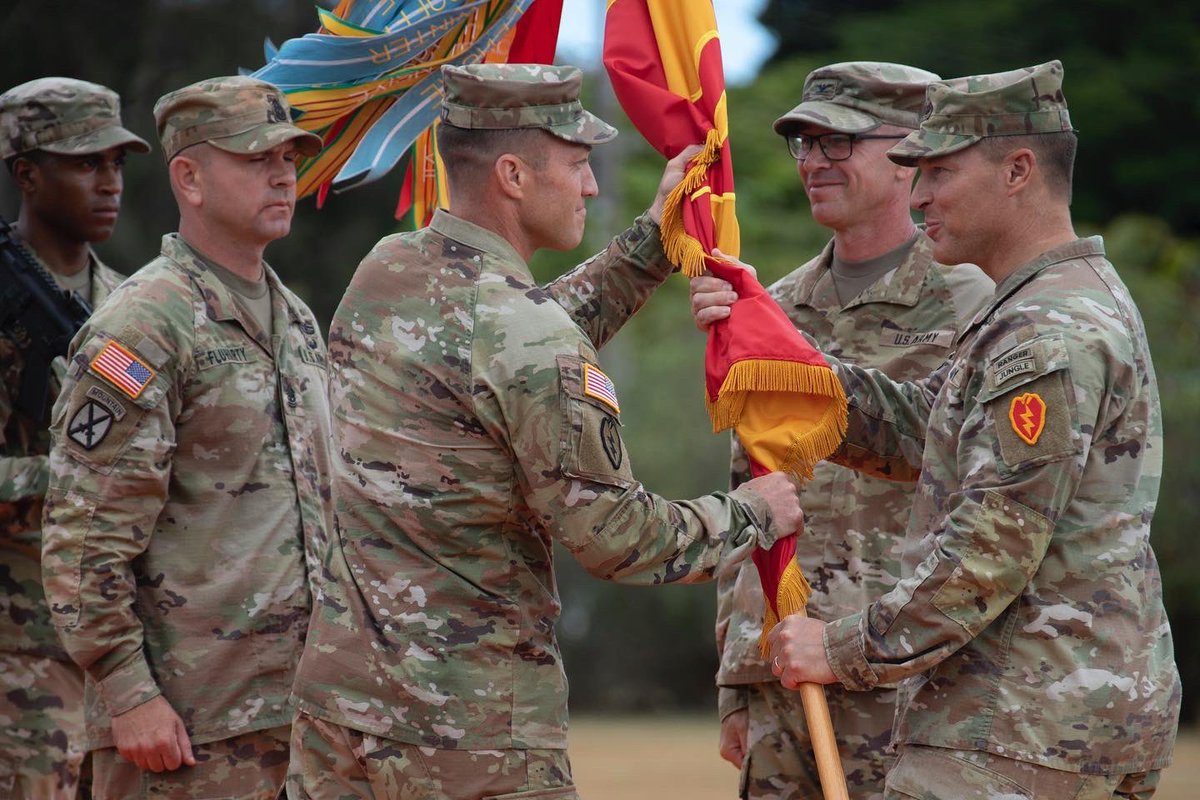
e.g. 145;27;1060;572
773;62;941;137
153;76;322;161
0;77;150;160
440;63;617;145
888;60;1072;166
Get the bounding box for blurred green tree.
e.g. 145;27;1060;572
758;0;1200;234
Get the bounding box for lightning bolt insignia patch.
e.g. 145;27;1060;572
1008;392;1047;445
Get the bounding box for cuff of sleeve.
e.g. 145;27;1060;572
620;215;673;279
823;612;880;691
96;655;162;717
717;685;749;722
728;484;777;548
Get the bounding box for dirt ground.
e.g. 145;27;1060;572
569;716;1200;799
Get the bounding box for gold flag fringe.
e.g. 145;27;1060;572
659;127;724;277
759;558;814;658
706;358;846;431
701;358;845;651
778;393;848;482
702;359;845;649
705;359;848;478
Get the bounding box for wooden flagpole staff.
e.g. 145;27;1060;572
761;555;849;800
788;606;849;800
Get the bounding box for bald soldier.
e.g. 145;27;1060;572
701;63;992;800
693;61;1180;798
42;77;331;799
0;77;148;800
287;63;803;800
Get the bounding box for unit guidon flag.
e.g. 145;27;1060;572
603;0;848;647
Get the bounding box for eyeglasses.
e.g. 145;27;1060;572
786;132;907;162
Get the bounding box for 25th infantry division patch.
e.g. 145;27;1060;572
1009;392;1046;445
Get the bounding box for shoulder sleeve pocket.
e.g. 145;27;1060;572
556;354;635;488
55;334;170;473
977;334;1077;471
930;492;1053;637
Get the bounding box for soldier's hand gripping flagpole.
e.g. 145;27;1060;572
786;607;849;800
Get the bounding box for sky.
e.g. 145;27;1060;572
554;0;777;85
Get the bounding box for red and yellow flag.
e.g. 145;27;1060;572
603;0;847;650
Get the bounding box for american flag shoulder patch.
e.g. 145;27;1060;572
582;363;620;414
90;340;156;400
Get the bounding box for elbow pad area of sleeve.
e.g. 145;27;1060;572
40;491;98;631
867;491;1052;647
928;492;1052;637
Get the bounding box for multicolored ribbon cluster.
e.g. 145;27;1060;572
253;0;562;224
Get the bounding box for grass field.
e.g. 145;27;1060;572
569;717;1200;799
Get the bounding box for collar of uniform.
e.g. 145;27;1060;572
160;233;298;333
88;247;111;285
88;248;126;304
17;233;109;298
264;264;310;344
785;239;836;308
956;236;1105;345
843;231;932;309
161;233;248;324
994;235;1105;298
785;232;932;310
429;209;527;268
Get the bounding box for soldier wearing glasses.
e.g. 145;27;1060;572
694;62;992;800
759;61;1180;799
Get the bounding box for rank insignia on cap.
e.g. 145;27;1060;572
806;78;840;99
90;340;155;400
267;94;288;123
1009;392;1046;445
583;363;620;414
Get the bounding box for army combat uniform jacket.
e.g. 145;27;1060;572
2;253;123;663
716;235;992;716
822;237;1180;774
292;211;783;751
42;234;332;749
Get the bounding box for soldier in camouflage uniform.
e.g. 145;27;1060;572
696;63;993;800
0;77;148;800
286;63;804;800
41;76;330;799
756;61;1180;798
